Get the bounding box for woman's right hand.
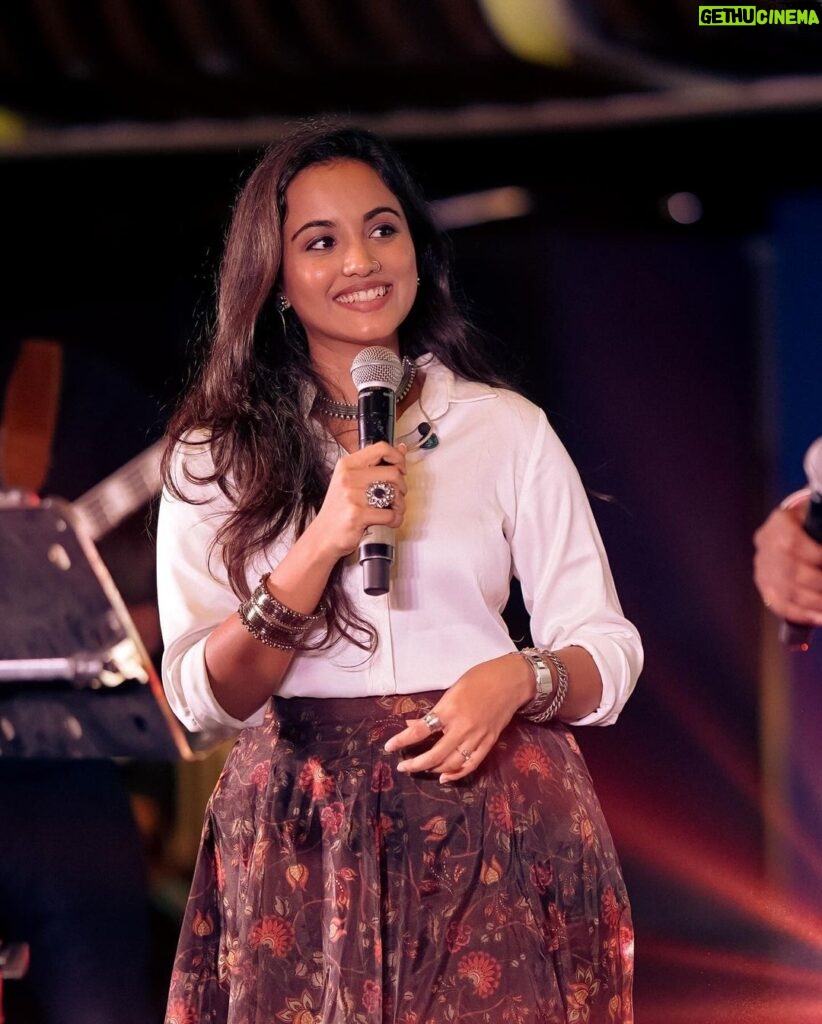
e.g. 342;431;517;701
307;441;407;560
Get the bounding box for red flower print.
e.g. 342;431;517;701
166;1001;197;1024
602;886;622;928
571;810;595;848
457;951;502;998
530;860;553;894
566;966;600;1022
398;1013;419;1024
565;732;581;755
421;815;448;841
620;923;635;969
249;914;295;957
250;760;271;789
276;991;317;1024
214;845;225;894
192;908;214;937
218;936;243;978
392;696;422;716
513;743;552;777
320;801;344;836
480;855;503;885
333;867;356;910
286;863;309;891
328;916;347;942
298;757;335;800
362;979;381;1013
446;920;472;953
374;812;393;850
488;791;513;830
371;760;394;792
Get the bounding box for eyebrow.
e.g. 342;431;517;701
290;205;403;242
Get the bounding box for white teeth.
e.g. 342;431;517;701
336;286;388;304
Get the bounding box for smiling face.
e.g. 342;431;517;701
280;159;418;365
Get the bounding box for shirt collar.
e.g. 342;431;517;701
405;353;497;424
297;352;497;434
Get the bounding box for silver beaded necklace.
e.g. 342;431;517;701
313;358;417;421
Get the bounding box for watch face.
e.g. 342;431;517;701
522;649;553;697
536;657;554;697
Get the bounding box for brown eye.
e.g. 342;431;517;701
306;235;335;251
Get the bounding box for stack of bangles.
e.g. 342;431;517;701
517;648;570;723
239;574;326;650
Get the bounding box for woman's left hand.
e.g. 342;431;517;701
383;653;533;783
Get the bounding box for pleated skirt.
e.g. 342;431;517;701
165;691;633;1024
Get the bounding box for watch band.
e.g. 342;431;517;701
518;647;554;697
517;647;570;724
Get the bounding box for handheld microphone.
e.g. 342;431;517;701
351;346;404;596
779;436;822;651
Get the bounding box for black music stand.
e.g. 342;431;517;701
0;493;202;759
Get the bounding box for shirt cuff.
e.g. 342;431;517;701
177;638;267;733
561;636;637;727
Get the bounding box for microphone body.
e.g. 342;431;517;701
357;387;396;450
351;347;403;596
780;436;822;651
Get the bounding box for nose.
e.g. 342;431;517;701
342;242;379;277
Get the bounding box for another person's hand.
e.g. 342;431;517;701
753;498;822;626
307;441;407;560
383;653;533;783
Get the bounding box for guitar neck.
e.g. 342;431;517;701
73;440;165;542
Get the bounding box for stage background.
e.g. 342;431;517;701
2;5;822;1020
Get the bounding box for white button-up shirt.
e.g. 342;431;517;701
157;356;642;735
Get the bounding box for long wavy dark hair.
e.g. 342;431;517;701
164;120;506;650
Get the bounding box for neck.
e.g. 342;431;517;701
309;340;401;405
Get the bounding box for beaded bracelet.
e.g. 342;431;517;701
254;574;326;627
238;575;326;651
518;649;570;724
239;604;304;650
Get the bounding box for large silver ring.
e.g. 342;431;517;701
460;749;472;763
365;480;395;509
422;712;443;733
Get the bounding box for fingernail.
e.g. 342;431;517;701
396;762;409;772
383;742;395;753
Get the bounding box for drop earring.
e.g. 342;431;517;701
276;294;291;333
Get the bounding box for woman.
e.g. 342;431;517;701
158;123;643;1024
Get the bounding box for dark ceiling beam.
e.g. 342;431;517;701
230;0;306;73
3;76;822;160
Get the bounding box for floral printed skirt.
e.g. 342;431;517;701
165;692;633;1024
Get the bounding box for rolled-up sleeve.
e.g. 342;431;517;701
508;411;642;726
156;444;265;735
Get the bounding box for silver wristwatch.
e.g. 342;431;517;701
519;647;555;697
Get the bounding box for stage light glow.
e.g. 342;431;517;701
664;191;703;224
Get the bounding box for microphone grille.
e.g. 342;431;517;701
350;346;404;393
804;436;822;494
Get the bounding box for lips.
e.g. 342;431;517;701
334;284;391;305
